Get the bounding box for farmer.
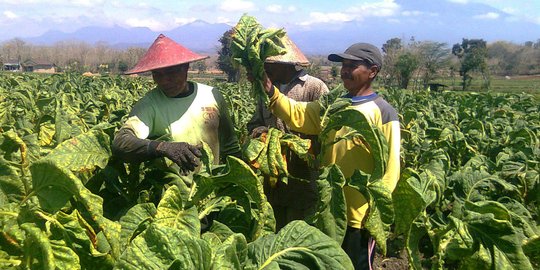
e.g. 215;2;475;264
112;34;240;176
247;35;329;230
255;42;401;269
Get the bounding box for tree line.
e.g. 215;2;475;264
2;34;540;90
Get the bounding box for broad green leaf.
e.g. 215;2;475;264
21;223;80;269
497;197;539;238
523;237;540;268
209;220;235;242
348;169;394;255
200;141;215;175
452;203;534;269
305;165;347;244
155;185;200;236
216;204;254;238
192;156;270;240
320;108;388;179
246;220;353;270
30;159;82;212
38;120;55;146
119;203;157;250
0;157;25;202
405;222;428;270
44;129;111;175
30;159;121;259
115;223;212;270
231;14;286;104
393;169;437;236
211;233;248;270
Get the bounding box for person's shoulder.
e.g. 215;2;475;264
304;74;325;83
373;97;398;124
303;74;329;93
193;82;213;92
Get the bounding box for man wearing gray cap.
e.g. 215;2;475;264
257;42;401;269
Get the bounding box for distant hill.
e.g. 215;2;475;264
16;0;540;55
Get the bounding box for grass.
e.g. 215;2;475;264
414;74;540;99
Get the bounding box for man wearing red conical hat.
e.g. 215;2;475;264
246;35;329;230
113;34;240;175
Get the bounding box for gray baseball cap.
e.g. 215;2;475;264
328;42;383;69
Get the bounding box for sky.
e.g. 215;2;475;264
1;0;539;40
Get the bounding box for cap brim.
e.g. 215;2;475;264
328;53;364;62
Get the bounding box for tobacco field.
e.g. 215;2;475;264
0;72;538;269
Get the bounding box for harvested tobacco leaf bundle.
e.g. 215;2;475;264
231;14;286;104
243;128;313;187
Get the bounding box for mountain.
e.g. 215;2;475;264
23;20;231;54
15;1;540;55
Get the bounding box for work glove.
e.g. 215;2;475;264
156;142;202;175
250;126;269;138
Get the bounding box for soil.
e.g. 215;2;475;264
373;249;409;270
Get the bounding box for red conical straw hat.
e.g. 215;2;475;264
265;35;309;66
125;34;208;74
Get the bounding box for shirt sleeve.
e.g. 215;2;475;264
212;88;242;159
380;120;401;192
112;128;160;162
268;88;322;135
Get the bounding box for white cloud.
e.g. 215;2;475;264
124;18;166;30
216;16;232;25
265;4;296;13
219;0;256;12
401;10;438;17
299;0;398;26
174;17;197;25
473;12;500;20
501;7;516;15
266;4;282;13
299;12;353;26
71;0;104;7
349;0;399;18
3;10;18;19
402;10;422;16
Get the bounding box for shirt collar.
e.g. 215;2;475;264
343;92;378;103
295;69;308;82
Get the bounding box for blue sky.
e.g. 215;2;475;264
0;0;539;40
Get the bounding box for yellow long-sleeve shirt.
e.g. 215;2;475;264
269;89;401;228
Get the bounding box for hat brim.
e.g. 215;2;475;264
124;56;208;75
327;53;364;62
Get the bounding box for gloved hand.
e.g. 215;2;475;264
250;126;269;138
156;142;202;175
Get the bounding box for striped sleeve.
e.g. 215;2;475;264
374;98;401;192
268;88;322;135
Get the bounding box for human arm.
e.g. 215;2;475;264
112;128;202;175
253;73;322;135
380;120;401;192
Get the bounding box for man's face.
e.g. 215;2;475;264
340;59;377;94
264;62;290;84
151;64;189;97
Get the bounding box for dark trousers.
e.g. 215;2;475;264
342;226;376;270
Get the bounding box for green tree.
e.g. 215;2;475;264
395;52;418;89
192;61;207;73
381;38;403;87
414;41;450;89
117;60;128;73
452;39;489;91
217;29;240;82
